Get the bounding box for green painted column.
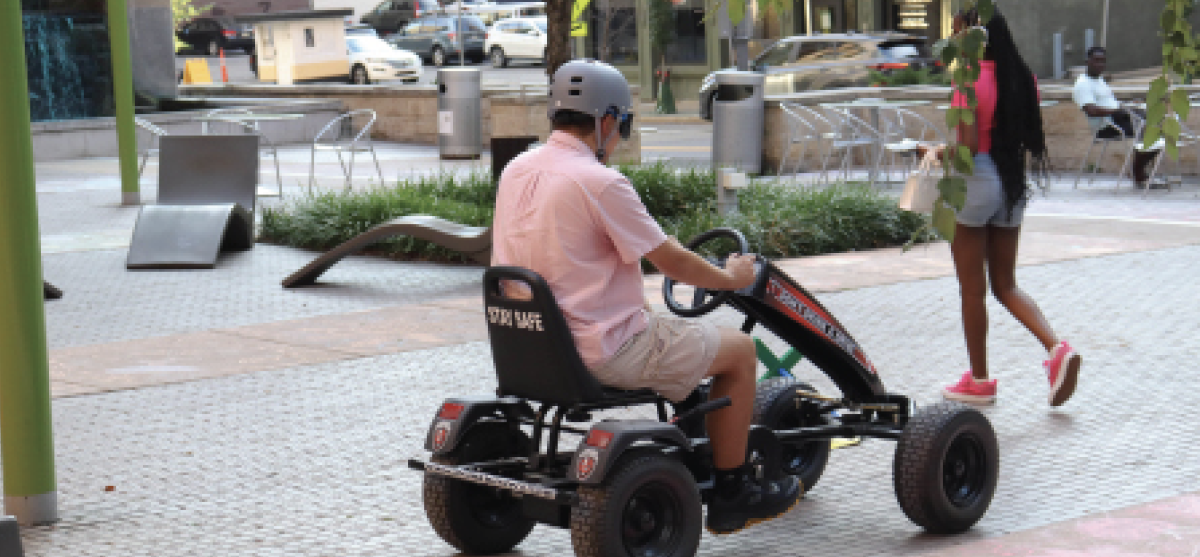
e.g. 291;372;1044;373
107;0;141;206
0;0;60;526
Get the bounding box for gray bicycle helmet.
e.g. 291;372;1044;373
548;59;634;160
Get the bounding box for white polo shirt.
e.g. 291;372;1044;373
1073;74;1121;133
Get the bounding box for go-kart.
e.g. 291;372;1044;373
409;228;999;557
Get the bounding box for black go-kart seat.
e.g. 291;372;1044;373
484;266;660;407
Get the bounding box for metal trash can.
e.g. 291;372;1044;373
711;71;764;174
437;68;482;160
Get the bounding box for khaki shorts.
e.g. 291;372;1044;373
590;313;721;402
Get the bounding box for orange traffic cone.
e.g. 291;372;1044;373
220;48;228;83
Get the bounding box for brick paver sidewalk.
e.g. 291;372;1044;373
11;147;1200;556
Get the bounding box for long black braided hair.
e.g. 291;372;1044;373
961;7;1049;215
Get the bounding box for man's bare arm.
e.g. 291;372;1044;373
644;237;756;290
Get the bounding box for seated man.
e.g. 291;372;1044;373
1073;46;1160;187
492;59;800;535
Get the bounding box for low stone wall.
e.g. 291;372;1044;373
179;83;642;164
763;84;1200;176
30;98;344;162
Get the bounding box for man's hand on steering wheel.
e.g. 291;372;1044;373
723;253;758;290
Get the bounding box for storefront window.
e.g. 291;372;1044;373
592;0;639;64
22;0;115;122
663;0;706;65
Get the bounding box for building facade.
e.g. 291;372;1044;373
594;0;1199;102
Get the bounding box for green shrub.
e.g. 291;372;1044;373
260;166;933;265
260;172;496;263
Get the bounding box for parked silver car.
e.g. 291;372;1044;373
698;33;935;120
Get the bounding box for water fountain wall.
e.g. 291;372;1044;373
23;0;176;122
22;1;115;122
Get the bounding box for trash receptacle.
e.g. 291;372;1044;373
711;71;764;174
437;68;482;160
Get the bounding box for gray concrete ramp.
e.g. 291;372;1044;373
282;215;491;288
126;135;258;270
126;205;255;269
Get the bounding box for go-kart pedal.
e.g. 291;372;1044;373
706;468;802;535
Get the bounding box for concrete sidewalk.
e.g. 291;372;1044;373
14;143;1200;556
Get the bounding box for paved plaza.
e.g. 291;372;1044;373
10;139;1200;556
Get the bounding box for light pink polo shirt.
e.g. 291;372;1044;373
492;131;669;368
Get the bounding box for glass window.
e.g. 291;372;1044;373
348;36;395;53
304;27;315;48
827;41;868;60
663;0;706;65
794;41;828;62
592;0;638;64
403;21;421;34
533;19;546;33
754;41;795;69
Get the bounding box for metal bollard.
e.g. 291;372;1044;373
716;168;747;216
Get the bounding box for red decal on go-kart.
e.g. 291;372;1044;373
765;277;876;374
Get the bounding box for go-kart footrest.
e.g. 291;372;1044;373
409;459;578;505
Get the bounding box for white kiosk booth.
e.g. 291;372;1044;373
239;9;354;85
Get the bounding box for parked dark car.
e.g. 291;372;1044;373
176;16;255;56
360;0;442;36
388;15;486;66
698;33;935;120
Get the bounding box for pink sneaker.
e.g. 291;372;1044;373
1045;341;1081;407
942;371;996;404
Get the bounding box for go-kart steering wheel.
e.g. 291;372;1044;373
663;228;750;318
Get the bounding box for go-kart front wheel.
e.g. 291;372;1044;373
752;377;832;493
893;401;998;534
571;451;702;557
423;421;535;554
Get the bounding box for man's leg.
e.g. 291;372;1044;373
702;327;801;534
703;328;757;469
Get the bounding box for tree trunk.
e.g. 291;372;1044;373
546;0;573;78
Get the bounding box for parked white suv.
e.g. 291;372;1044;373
347;34;423;84
484;16;546;68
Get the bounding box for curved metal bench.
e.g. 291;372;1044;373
282;215;492;288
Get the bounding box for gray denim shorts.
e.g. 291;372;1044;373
957;153;1027;228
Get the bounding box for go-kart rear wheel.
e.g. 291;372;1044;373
893;401;998;534
423;421;535;554
571;451;702;557
752;377;832;493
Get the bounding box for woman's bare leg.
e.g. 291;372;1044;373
985;225;1059;352
951;224;991;380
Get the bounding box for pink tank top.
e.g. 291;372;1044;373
951;60;997;154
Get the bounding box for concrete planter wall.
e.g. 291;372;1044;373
763;84;1200;177
30;99;344;162
179;83;642;165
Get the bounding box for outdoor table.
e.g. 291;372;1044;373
194;113;305;197
817;100;932;186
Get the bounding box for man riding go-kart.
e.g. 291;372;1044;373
488;58;800;535
408;59;1000;557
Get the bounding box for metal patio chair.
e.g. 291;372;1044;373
308;109;384;191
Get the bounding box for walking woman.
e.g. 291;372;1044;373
936;8;1081;406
